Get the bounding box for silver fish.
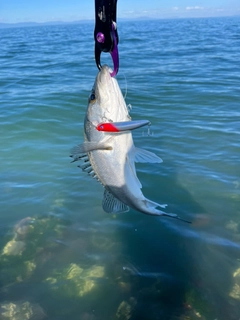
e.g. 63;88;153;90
71;65;188;222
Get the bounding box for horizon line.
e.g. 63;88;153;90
1;14;240;27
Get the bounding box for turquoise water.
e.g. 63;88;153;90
1;17;240;319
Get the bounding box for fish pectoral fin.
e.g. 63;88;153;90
133;147;163;163
71;141;112;155
102;189;129;214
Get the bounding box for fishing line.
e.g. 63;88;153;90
117;70;133;114
116;70;128;100
121;71;128;100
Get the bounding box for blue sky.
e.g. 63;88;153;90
0;0;239;23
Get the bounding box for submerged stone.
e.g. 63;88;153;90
226;220;239;233
116;301;131;320
14;217;35;240
0;301;46;320
229;266;240;300
2;240;25;256
66;263;84;279
229;284;240;300
0;214;70;288
45;263;105;298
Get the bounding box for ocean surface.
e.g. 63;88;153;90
1;17;240;320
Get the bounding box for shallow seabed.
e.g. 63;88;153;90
0;17;240;320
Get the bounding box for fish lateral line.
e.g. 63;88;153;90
96;120;151;132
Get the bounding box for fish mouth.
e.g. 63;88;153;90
92;64;124;120
94;65;116;106
97;64;112;86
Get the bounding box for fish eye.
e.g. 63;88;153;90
90;93;96;101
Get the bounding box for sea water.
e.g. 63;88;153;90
0;17;240;320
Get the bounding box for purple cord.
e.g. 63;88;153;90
110;23;119;77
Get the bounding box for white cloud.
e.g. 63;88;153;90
119;5;239;20
186;6;204;10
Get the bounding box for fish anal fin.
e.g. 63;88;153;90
102;189;129;214
133;147;162;163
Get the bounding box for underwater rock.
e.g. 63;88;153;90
116;298;137;320
233;268;240;278
226;220;239;233
45;263;105;298
229;283;240;300
0;301;46;320
229;266;240;300
116;301;131;320
14;217;35;240
1;217;36;256
183;288;215;320
2;240;26;256
23;260;36;277
0;214;70;287
66;263;84;279
0;258;37;290
180;305;205;320
84;265;104;279
2;214;69;258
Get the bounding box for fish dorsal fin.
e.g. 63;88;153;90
71;140;112;155
102;189;129;214
133;147;163;163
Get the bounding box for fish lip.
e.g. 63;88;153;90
101;64;112;74
95;65;114;107
97;64;113;85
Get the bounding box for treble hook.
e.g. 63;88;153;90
94;0;119;77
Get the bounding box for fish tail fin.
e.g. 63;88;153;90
143;199;191;224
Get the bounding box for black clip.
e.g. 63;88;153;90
94;0;119;76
